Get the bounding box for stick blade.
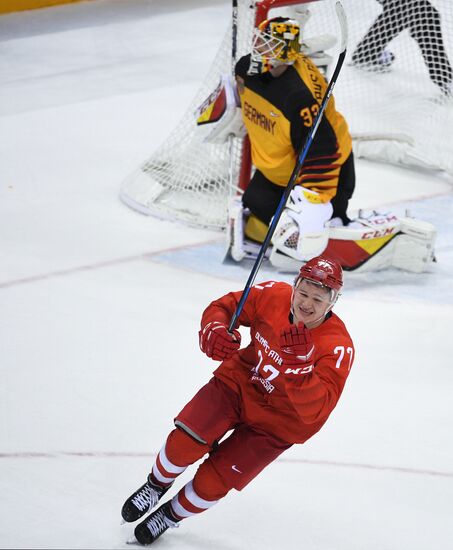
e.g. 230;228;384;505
334;1;348;53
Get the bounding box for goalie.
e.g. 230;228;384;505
232;16;436;273
199;15;436;273
229;16;356;267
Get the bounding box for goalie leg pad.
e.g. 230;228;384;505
392;217;436;273
225;197;268;263
225;196;246;262
324;211;436;273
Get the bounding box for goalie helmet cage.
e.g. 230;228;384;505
120;0;453;231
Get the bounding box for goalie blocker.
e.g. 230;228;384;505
226;197;436;274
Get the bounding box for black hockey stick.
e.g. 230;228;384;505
228;1;348;333
232;0;238;68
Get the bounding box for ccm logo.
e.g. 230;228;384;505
361;227;397;239
284;365;314;375
367;214;399;225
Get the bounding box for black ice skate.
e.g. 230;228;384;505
133;501;179;545
122;474;171;523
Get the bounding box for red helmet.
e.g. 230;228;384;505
298;256;343;291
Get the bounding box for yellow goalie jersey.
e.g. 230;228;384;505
235;54;352;202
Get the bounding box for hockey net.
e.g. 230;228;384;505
120;0;453;231
312;0;453;175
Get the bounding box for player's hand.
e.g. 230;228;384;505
279;323;314;370
199;321;241;361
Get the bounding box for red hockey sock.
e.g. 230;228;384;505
169;459;230;520
149;428;210;488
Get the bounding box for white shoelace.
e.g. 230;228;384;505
146;508;178;538
131;484;156;512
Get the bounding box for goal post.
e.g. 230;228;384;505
120;0;453;231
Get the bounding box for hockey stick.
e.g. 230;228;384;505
232;0;238;69
228;1;348;333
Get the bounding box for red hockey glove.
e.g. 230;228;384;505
199;321;241;361
279;323;315;372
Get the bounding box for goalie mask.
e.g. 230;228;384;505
249;17;301;74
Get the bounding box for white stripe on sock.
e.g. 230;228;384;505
170;496;194;518
152;463;175;485
185;480;219;509
170;481;219;519
159;445;187;474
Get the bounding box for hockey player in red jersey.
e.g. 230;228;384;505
121;255;355;545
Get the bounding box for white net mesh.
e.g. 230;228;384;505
119;1;258;231
120;0;453;231
305;0;453;174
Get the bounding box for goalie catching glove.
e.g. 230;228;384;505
199;321;241;361
279;323;315;375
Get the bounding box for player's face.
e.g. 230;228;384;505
292;279;332;328
253;31;283;59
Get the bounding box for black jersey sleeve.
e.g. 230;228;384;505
235;54;251;78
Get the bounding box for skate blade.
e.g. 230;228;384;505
126;535;140;545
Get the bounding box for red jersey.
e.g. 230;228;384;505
200;281;355;444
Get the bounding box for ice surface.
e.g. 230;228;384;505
0;1;452;549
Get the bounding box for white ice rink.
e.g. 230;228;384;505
1;1;453;549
